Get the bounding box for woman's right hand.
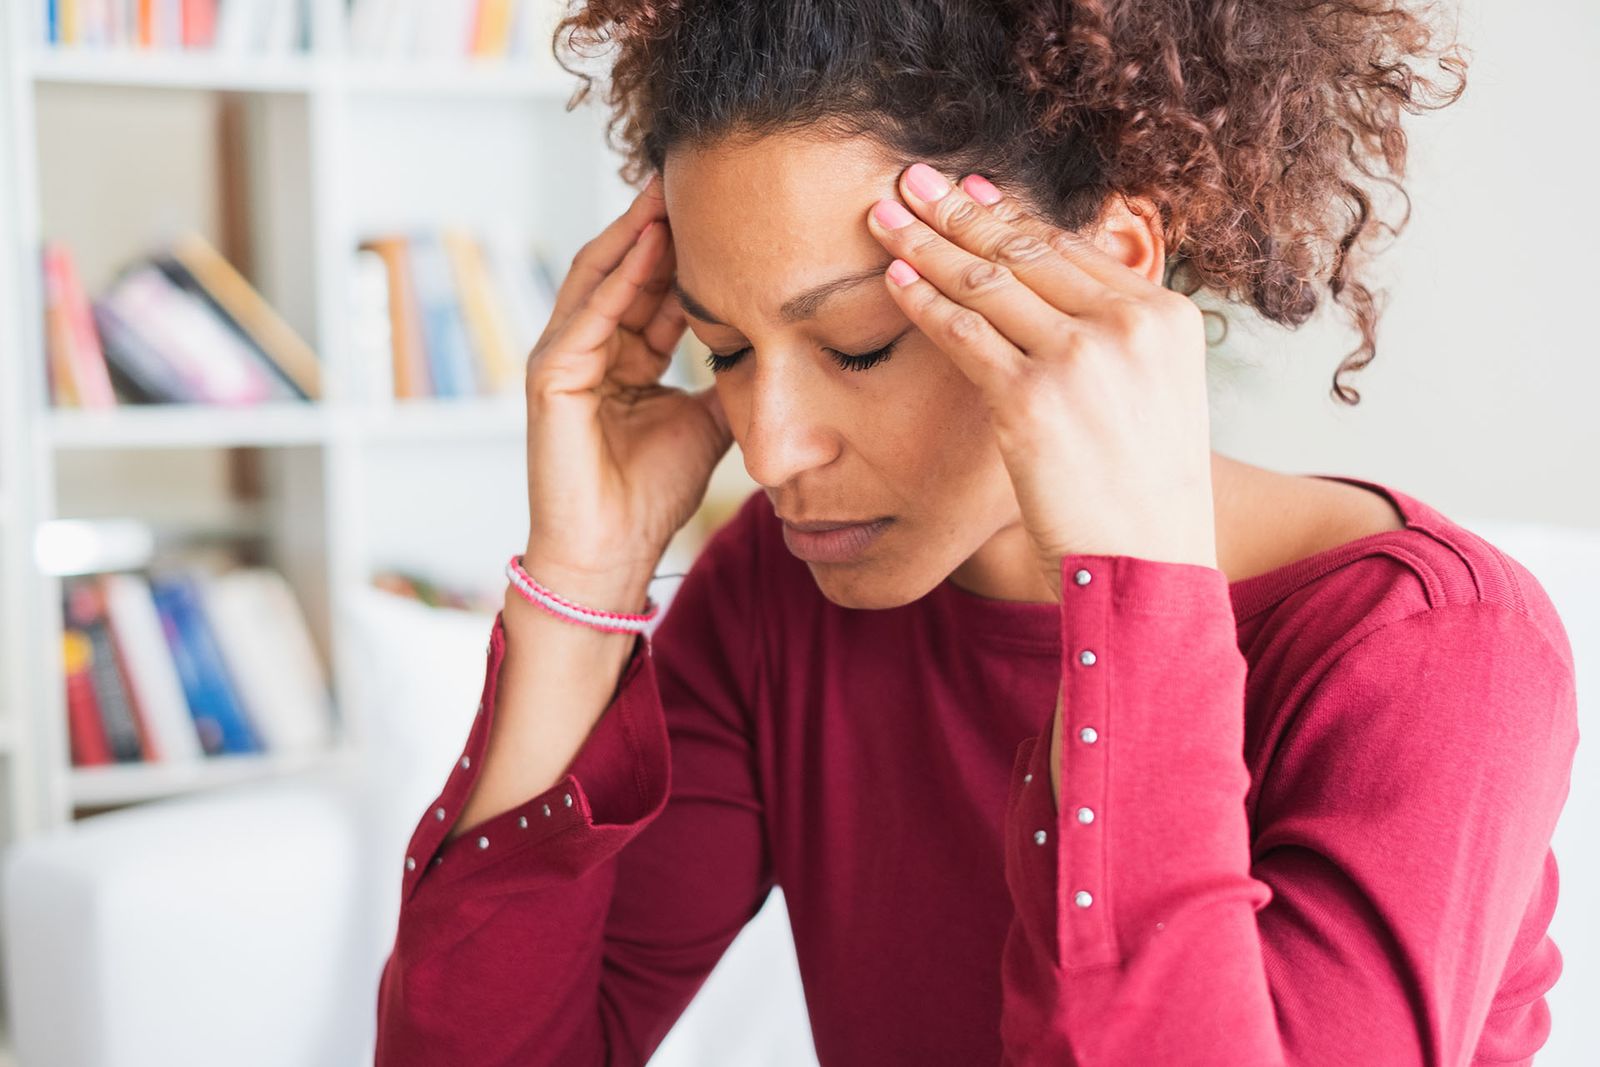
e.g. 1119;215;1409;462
520;172;733;611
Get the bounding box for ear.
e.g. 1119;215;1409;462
1090;194;1166;287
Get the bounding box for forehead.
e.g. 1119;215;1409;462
662;132;902;318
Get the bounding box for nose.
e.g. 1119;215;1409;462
733;354;842;491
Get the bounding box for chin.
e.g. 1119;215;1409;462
806;562;933;612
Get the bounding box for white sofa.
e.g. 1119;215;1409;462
3;517;1596;1067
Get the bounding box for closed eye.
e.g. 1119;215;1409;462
703;330;908;375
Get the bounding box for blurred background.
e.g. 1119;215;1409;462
0;1;1593;1065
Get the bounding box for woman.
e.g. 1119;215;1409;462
376;2;1578;1064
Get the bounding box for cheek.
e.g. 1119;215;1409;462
870;347;1000;481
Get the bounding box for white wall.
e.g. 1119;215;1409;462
1207;0;1600;529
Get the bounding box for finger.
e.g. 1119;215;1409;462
549;173;668;328
898;163;1116;327
880;256;1022;397
546;220;670;392
868;191;1071;356
618;217;677;335
608;290;688;387
959;173;1157;298
639;288;688;367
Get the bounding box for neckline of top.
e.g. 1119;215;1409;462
928;473;1434;650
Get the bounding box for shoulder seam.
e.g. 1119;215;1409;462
1401;512;1531;615
1242;523;1538;622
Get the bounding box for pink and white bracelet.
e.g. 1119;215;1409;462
504;553;659;635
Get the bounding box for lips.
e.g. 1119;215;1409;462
780;517;892;564
781;518;884;533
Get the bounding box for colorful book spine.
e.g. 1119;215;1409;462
149;570;263;756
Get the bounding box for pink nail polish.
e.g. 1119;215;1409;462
872;200;916;229
962;174;1002;206
887;259;919;286
905;163;950;202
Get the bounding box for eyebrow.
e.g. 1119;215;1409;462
672;262;893;327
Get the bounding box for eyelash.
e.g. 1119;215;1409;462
703;338;902;375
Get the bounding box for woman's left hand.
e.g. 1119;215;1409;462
865;162;1220;600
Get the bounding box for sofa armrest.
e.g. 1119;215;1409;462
1;765;379;1067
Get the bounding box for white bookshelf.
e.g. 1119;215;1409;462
0;0;748;884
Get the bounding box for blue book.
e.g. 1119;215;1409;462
407;231;478;398
149;571;263;756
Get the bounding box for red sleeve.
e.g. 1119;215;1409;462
999;554;1579;1066
374;504;770;1066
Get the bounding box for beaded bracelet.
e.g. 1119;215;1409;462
504;553;659;635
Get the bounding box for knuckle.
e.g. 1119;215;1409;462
939;196;982;231
525;366;558;406
945;309;988;345
991;232;1053;267
1128;306;1163;342
1048;228;1092;257
1050;324;1090;361
1108;295;1150;336
1048;316;1079;347
908;283;943;316
958;258;1011;296
903;227;941;257
993;201;1042;233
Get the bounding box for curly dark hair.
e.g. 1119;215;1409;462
552;0;1469;405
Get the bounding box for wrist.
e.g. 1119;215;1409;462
511;552;658;619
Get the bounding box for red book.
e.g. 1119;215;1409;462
182;0;216;48
63;629;114;766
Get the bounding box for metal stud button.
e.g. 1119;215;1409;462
1076;806;1095;825
405;856;415;871
1033;829;1048;846
1079;649;1097;666
563;792;573;808
477;836;490;849
460;756;470;770
518;816;528;829
434;806;446;821
1074;890;1094;908
1079;726;1098;744
1074;568;1092;585
1023;772;1033;784
542;803;552;817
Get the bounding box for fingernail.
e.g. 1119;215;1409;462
904;163;950;202
872;199;916;229
887;259;919;286
962;174;1002;206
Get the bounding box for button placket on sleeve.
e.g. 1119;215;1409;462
399;611;585;903
1058;557;1116;968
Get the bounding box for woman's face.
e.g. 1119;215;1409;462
662;132;1057;610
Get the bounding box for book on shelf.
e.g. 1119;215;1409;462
61;561;334;768
353;227;556;401
39;0;308;55
370;568;501;614
43;231;321;408
346;0;556;63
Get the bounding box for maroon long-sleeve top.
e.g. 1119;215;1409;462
374;475;1578;1066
